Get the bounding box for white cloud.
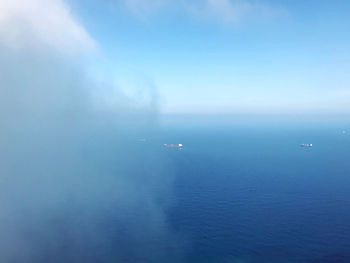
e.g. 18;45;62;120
188;0;284;25
185;0;251;24
0;0;96;54
123;0;174;19
122;0;286;24
0;1;175;262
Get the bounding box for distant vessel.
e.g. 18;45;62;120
164;143;183;149
300;144;312;147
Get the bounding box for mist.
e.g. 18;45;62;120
0;1;182;262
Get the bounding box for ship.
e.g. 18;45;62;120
300;143;312;147
164;143;183;149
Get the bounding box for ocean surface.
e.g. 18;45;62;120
156;120;350;263
4;119;350;263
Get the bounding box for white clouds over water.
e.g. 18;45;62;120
0;0;180;262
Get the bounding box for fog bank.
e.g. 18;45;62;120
0;0;182;262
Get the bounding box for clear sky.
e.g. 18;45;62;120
7;0;350;115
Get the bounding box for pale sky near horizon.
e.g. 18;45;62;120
2;0;350;115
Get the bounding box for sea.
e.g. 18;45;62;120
155;117;350;263
4;116;350;263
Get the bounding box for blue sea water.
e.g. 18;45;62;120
158;120;350;263
5;118;350;263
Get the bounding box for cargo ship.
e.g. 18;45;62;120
164;143;183;149
300;143;312;147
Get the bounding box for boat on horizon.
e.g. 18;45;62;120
300;143;312;147
164;143;183;149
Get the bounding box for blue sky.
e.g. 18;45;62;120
68;0;350;114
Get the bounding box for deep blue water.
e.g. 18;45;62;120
160;122;350;263
5;120;350;263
